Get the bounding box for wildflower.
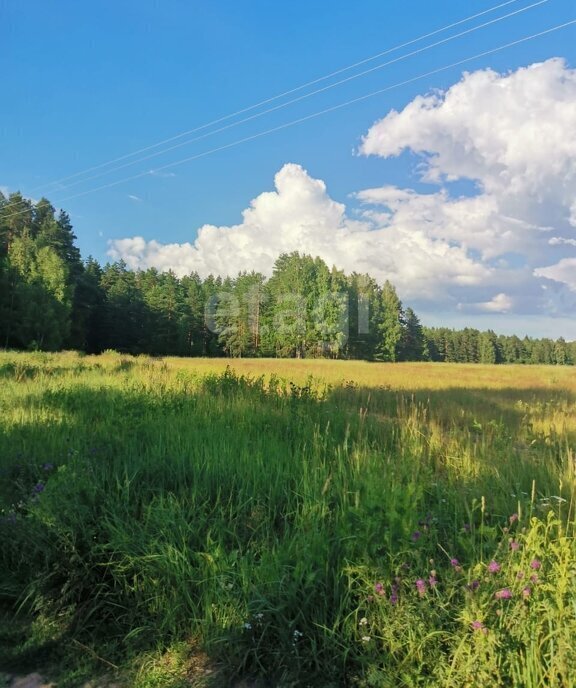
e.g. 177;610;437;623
509;540;520;552
530;559;542;570
522;586;531;598
487;560;501;574
415;579;426;597
428;572;438;588
361;636;371;642
359;617;368;626
33;482;45;494
530;574;539;584
293;630;303;640
243;622;252;630
509;513;519;524
390;584;399;605
450;558;462;572
466;579;480;592
254;612;264;621
42;462;54;471
411;530;421;542
471;620;487;634
495;588;512;600
374;582;385;597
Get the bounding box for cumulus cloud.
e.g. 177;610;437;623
535;258;576;291
460;292;514;313
109;163;490;301
110;59;576;319
359;57;576;315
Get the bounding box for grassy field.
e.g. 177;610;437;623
1;351;575;687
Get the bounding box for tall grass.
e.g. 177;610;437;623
1;351;575;686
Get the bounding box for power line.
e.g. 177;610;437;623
2;17;573;223
43;0;549;194
46;20;576;206
28;0;528;193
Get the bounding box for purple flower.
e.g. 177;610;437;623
450;558;462;572
509;540;520;551
530;574;539;584
411;530;421;542
471;620;487;634
415;579;426;597
466;579;480;592
390;583;399;605
33;482;45;494
428;573;438;588
487;560;501;574
509;513;519;524
516;571;525;580
42;462;54;471
530;559;541;570
522;586;531;598
495;588;512;600
374;582;385;597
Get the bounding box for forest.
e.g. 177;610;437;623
1;190;574;364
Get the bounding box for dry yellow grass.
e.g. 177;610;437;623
159;355;576;393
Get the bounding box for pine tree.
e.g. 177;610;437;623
376;280;404;362
400;307;427;361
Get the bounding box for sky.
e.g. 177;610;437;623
2;0;576;338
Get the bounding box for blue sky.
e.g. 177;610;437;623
2;0;576;337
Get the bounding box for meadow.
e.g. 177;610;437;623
1;351;575;687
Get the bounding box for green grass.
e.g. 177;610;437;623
0;351;575;686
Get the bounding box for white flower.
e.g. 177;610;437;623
359;617;368;626
361;636;371;642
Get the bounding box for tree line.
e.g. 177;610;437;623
1;191;575;363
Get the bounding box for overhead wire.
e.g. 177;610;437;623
28;0;528;192
43;20;576;206
38;0;550;194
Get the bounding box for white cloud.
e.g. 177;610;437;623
109;163;490;300
128;194;143;202
460;292;514;313
534;258;576;291
360;58;576;204
110;59;576;320
549;237;576;247
358;57;576;315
